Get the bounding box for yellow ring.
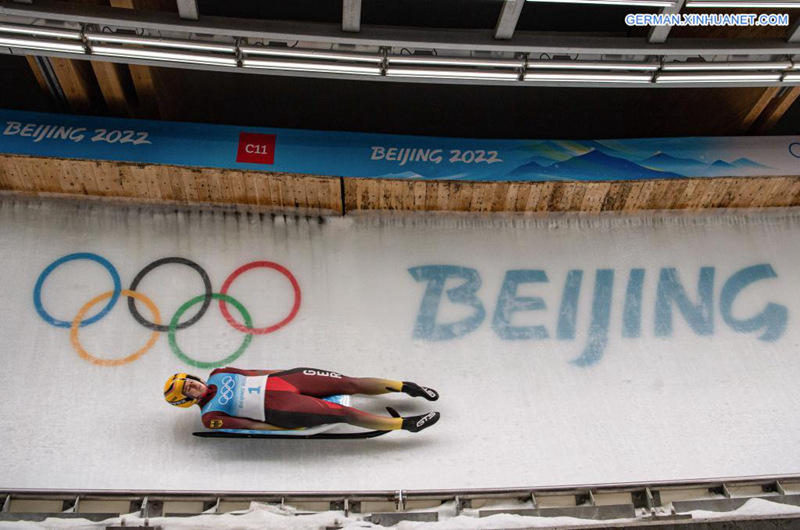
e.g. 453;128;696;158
70;289;161;367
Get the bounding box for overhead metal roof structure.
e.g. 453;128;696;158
1;0;800;87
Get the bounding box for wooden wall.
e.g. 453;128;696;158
0;155;342;213
1;154;799;214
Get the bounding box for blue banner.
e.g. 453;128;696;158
1;109;799;182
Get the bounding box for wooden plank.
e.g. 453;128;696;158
48;58;103;115
535;182;556;212
25;56;50;98
425;182;439;211
330;178;343;212
267;174;283;208
567;182;588;211
739;87;780;132
292;175;309;209
626;181;656;211
519;183;542;212
436;181;451;211
355;178;369;210
379;180;391;210
366;178;380;210
748;178;779;208
90;61;133;117
162;166;182;202
785;179;800;207
751;87;800;134
580;182;611;213
233;171;254;205
305;177;321;210
452;181;473;211
5;157;29;192
599;182;627;212
468;182;487;212
10;157;39;192
390;180;405;210
726;178;755;208
2;156;30;191
646;180;674;210
547;182;569;212
248;173;266;207
399;180;415;211
412;181;427;210
694;180;719;209
87;160;114;196
133;165;161;201
180;167;200;202
341;178;356;212
762;177;795;207
489;182;508;212
128;64;161;119
56;159;87;195
0;156;11;190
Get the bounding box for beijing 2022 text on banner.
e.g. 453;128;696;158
2;109;799;182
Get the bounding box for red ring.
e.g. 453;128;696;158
219;261;301;335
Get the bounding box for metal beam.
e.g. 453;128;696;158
647;0;686;43
4;0;800;56
176;0;198;21
4;46;800;88
342;0;361;33
495;0;525;40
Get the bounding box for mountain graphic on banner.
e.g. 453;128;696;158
640;152;770;177
640;152;709;176
508;148;681;181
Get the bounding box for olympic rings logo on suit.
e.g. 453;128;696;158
33;253;301;368
217;376;236;405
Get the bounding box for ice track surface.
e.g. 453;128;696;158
1;197;799;491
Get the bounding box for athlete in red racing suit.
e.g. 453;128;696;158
164;367;440;433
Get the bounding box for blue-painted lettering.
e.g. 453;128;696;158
408;265;486;341
572;269;614;367
655;267;714;337
720;264;787;342
492;270;549;340
557;270;582;340
623;268;645;338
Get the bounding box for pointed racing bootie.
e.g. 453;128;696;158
401;381;439;401
401;412;441;433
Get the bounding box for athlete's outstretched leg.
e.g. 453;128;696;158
270;368;439;401
263;391;402;430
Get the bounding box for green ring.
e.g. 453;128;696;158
168;293;253;369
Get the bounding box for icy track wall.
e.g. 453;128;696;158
0;198;798;492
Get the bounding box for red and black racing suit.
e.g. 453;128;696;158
199;367;404;431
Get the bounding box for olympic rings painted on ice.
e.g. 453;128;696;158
34;253;122;328
71;289;161;367
219;261;301;335
169;293;254;369
33;254;301;368
128;257;213;332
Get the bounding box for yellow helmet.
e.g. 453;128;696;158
164;373;205;408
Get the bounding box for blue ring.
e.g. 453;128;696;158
34;253;121;328
789;142;800;159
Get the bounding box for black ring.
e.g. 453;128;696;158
128;257;212;332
